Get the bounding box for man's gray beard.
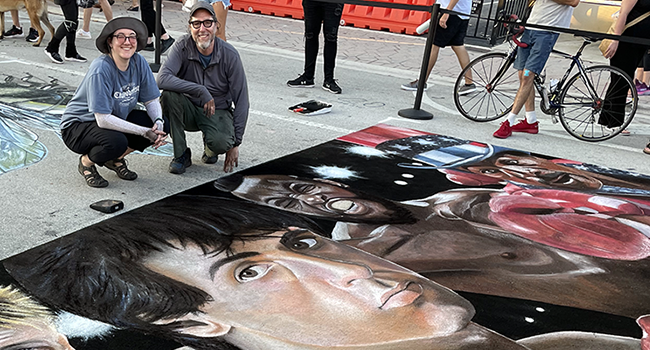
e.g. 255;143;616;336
197;37;213;50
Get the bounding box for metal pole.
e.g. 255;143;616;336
398;3;440;120
149;0;163;72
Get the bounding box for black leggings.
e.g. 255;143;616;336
302;0;343;81
61;110;169;165
601;41;649;127
47;0;78;57
140;0;167;38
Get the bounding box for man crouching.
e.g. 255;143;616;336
157;2;249;174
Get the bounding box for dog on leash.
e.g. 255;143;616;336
0;0;55;46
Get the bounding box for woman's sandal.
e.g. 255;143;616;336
104;158;138;180
127;5;139;11
644;142;650;155
78;156;109;188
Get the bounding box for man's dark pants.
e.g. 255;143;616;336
160;91;235;158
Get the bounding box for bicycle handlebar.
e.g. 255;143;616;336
502;14;528;48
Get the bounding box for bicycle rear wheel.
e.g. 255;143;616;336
454;52;519;122
558;65;637;142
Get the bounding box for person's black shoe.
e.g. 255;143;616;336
65;53;87;63
104;158;137;180
44;49;63;64
160;37;175;54
169;148;192;174
26;28;38;42
287;74;314;88
323;79;342;94
4;25;23;38
202;153;218;164
143;42;155;51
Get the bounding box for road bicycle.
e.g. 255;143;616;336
452;26;637;142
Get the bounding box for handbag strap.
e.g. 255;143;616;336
625;11;650;30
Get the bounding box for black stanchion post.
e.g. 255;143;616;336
398;3;440;120
149;0;163;72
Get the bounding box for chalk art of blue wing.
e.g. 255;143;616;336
0;74;172;175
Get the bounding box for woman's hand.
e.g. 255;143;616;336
145;124;168;149
604;40;619;59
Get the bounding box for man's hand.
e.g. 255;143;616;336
439;13;449;29
204;99;215;118
223;146;239;173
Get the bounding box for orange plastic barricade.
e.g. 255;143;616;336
340;0;434;35
229;0;434;35
231;0;305;19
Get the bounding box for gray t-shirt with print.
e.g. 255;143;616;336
60;53;160;130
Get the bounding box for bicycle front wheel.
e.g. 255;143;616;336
454;52;519;122
558;65;637;142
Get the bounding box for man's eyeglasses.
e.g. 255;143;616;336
189;19;215;29
112;33;138;44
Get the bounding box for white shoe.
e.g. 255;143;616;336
76;29;92;40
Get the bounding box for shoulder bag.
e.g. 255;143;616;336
600;11;650;56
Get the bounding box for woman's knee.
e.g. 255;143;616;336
91;136;128;164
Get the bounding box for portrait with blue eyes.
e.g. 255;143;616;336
2;125;650;349
0;193;644;350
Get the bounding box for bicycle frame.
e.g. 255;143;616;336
533;39;601;120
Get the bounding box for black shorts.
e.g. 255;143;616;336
433;15;469;48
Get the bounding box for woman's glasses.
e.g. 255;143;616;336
112;33;138;44
189;19;215;29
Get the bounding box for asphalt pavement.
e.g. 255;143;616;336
1;1;649;260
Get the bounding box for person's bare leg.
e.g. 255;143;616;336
212;1;227;41
423;45;441;81
81;154;95;168
115;148;135;164
99;0;113;22
452;45;473;84
82;8;92;33
10;10;20;28
636;67;644;83
512;69;536;115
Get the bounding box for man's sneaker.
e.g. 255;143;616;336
400;79;428;91
323;79;342;94
169;148;192;174
160;37;175;54
493;120;512;139
287;74;314;88
3;25;23;38
201;152;218;164
44;49;63;64
65;53;87;63
76;29;92;40
458;83;477;95
202;143;218;164
511;119;539;134
26;28;39;42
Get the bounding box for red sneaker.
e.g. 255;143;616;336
511;119;539;134
493;121;512;138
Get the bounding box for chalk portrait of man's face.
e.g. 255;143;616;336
143;228;475;348
465;154;603;190
231;175;399;221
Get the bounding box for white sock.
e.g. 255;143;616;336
507;112;517;125
525;111;537;124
